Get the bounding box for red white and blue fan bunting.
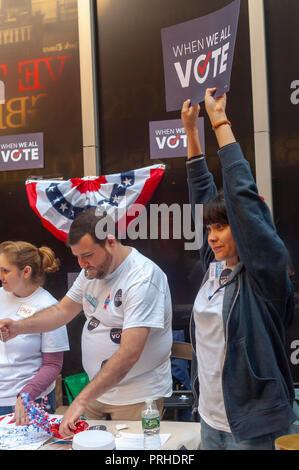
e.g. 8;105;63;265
26;164;165;242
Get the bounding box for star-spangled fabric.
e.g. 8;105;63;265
25;164;165;242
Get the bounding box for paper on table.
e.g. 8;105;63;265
115;432;171;450
0;425;50;450
0;414;63;450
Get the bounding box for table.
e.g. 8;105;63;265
41;419;201;450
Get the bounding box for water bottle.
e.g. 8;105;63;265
142;398;161;450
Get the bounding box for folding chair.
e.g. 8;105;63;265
163;341;194;421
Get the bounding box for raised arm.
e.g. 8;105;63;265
204;88;236;148
204;88;291;303
181;99;203;158
182;98;217;270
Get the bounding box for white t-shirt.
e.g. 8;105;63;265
66;247;173;405
0;287;70;406
193;261;232;432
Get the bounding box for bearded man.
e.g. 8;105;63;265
0;208;172;437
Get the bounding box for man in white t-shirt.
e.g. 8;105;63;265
0;208;173;437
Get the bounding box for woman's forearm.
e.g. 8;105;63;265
19;352;63;401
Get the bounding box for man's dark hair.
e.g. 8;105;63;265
203;189;229;227
67;207;118;247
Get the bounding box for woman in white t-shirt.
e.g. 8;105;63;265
0;241;69;424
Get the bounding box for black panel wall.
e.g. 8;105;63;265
0;0;85;377
264;0;299;382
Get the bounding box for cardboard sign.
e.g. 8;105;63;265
161;0;240;111
0;132;44;171
149;117;205;159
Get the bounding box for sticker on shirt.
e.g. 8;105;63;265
85;294;98;309
17;305;37;318
219;268;233;287
110;328;122;344
87;317;101;331
114;289;122;307
103;294;111;310
209;261;226;280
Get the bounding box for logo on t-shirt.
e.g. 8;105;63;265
110;328;122;344
219;268;232;287
103;294;111;310
85;294;98;309
87;317;100;331
114;289;122;307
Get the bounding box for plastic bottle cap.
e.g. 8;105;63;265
72;430;116;450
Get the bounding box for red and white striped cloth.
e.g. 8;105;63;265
26;164;165;242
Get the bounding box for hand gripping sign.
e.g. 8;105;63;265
161;0;240;111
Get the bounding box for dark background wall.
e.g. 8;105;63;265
0;0;85;376
0;0;298;384
264;0;299;383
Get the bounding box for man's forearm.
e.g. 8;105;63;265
15;298;80;335
75;348;136;407
15;304;66;334
74;327;149;408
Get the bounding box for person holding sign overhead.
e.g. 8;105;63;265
181;88;295;450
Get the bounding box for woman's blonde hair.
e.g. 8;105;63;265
0;241;59;285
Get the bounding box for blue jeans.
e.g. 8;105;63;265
0;388;56;417
200;418;291;450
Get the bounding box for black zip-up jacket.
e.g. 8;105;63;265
187;142;295;442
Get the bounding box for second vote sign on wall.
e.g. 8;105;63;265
149;117;205;159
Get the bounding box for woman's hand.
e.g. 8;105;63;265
14;396;30;426
205;88;227;126
181;99;200;134
181;99;203;158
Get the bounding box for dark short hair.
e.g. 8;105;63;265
203;189;229;227
67;207;118;247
